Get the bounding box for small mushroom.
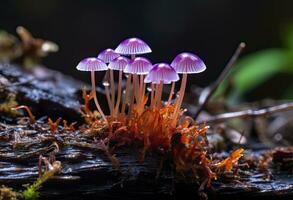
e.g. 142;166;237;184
97;48;119;63
144;63;179;108
171;52;206;124
123;57;152;112
108;56;130;116
115;37;152;59
98;48;120;117
124;57;153;75
76;57;108;122
115;38;152;113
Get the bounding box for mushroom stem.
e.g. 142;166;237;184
105;86;113;115
139;75;144;102
115;70;123;116
150;83;155;108
110;69;115;113
91;71;107;122
122;74;131;114
133;74;139;103
153;84;159;108
167;82;175;105
103;72;113;116
173;73;187;125
155;81;163;108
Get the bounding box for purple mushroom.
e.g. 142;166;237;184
144;63;179;84
108;56;130;116
76;57;108;122
98;49;120;117
115;38;152;113
124;57;153;75
97;48;120;64
144;63;179;108
171;52;206;124
123;57;152;111
115;37;152;59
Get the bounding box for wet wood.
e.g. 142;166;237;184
0;64;292;200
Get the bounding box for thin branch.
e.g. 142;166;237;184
198;102;293;124
194;42;246;119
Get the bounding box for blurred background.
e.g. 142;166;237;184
0;0;293;102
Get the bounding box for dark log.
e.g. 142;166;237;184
0;64;292;200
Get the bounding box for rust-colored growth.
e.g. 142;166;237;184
81;87;94;113
12;105;36;123
213;148;244;172
80;87;96;123
170;123;218;187
48;117;62;133
63;120;76;132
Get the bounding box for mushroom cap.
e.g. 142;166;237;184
171;52;206;74
108;56;130;71
115;37;152;55
144;63;179;84
124;57;152;75
76;57;108;71
97;48;120;63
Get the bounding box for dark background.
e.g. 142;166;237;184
1;0;292;86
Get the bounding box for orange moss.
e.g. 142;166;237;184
48;117;61;133
213;148;244;172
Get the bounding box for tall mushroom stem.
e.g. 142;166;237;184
172;73;187;125
91;71;107;122
155;81;164;108
110;69;115;113
133;74;139;103
115;70;123;116
150;83;155;108
103;72;113;116
139;75;144;102
167;82;175;105
122;74;132;114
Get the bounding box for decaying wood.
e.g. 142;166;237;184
1;64;293;200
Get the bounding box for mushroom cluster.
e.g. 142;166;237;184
74;38;245;187
76;37;206;126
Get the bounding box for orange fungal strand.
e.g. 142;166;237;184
12;105;36;123
213;148;245;172
63;120;76;132
48;117;62;133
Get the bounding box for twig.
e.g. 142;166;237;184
198;102;293;124
194;42;246;119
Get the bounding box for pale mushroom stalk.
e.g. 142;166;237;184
114;70;123;116
103;72;114;116
150;83;155;108
155;81;164;108
139;75;144;101
172;73;187;122
104;84;113;116
91;71;107;122
115;38;152;112
122;74;132;113
108;56;130;116
97;48;120;117
170;52;206;126
109;69;116;111
167;82;176;105
133;74;139;103
123;56;152;113
144;63;179;110
76;57;109;122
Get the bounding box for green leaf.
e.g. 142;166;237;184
228;48;292;100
